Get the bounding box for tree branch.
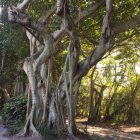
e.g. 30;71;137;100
53;0;105;43
39;6;56;24
17;0;32;11
74;0;105;24
74;5;140;82
113;13;140;34
80;12;140;78
8;7;45;33
73;0;114;83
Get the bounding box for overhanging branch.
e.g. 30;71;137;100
17;0;32;11
113;13;140;34
8;7;46;33
74;0;105;24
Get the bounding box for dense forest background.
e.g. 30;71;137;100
0;0;140;139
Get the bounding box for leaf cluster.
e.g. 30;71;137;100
1;95;27;122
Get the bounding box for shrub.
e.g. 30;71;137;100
1;95;27;122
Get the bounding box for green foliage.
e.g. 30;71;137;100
0;6;29;91
1;95;27;122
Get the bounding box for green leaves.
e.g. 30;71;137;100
1;95;27;121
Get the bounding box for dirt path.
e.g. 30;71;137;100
0;117;10;140
78;123;140;140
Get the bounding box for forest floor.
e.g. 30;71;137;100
77;118;140;140
1;117;140;140
0;117;40;140
78;123;140;140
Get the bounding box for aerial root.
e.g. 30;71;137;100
68;129;78;140
16;116;42;139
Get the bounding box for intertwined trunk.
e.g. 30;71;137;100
8;0;81;137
